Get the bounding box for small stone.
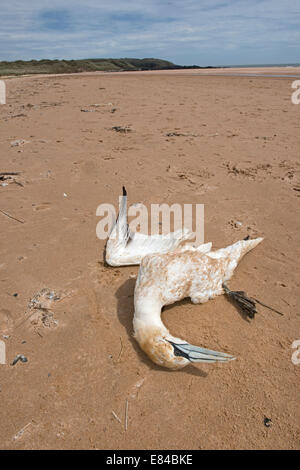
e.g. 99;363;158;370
11;354;28;366
264;416;272;427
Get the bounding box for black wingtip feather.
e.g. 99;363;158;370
223;283;284;318
168;341;190;360
122;186;127;196
223;283;257;319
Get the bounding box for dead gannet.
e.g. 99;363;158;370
133;237;263;369
105;187;193;266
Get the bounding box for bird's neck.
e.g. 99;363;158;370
133;296;167;340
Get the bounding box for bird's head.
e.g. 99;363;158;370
133;324;235;370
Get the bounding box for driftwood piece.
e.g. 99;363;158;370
0;209;25;224
0;172;21;177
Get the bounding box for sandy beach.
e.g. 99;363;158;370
0;68;299;449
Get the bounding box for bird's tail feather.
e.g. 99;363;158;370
227;237;263;261
209;237;263;281
208;237;263;261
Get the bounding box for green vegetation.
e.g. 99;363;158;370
0;57;206;76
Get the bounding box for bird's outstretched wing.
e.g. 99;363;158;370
105;186;195;266
125;228;193;256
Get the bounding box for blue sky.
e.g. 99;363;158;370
1;0;299;65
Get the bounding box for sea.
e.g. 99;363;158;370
200;63;300;78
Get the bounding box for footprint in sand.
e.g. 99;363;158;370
166;166;215;193
33;202;52;211
89;261;122;287
293;185;300;196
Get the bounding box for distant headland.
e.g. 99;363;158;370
0;57;216;76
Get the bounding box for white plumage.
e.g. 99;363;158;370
105;187;193;266
133;237;263;369
103;187;263;370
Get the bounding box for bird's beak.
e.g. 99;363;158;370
168;341;235;363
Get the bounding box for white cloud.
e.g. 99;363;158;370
0;0;299;65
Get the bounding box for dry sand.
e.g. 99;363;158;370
0;68;299;449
